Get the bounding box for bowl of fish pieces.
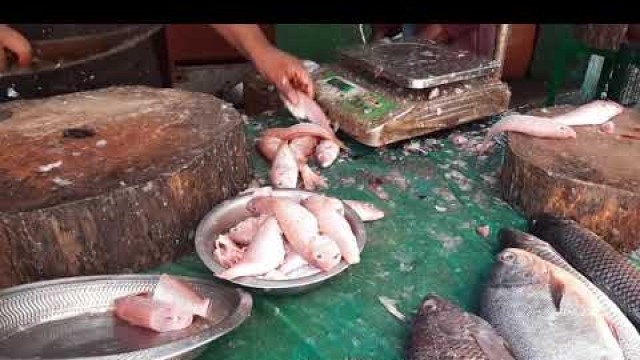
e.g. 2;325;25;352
195;187;381;294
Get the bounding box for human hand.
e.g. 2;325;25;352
0;25;32;72
252;45;314;105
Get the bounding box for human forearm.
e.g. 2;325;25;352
208;24;273;62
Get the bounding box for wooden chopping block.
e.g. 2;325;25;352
501;105;640;254
0;86;251;287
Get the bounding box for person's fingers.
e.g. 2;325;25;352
0;26;32;67
278;77;299;105
300;70;314;99
0;48;6;72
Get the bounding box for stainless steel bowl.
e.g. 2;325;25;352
195;189;367;295
0;274;252;360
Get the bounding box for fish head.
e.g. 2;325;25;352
417;294;457;317
488;248;549;288
498;228;551;253
308;235;342;271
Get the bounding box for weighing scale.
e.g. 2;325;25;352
313;38;511;147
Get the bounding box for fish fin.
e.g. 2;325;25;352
605;317;621;344
471;329;516;360
549;272;565;311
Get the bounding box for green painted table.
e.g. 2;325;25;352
149;114;529;359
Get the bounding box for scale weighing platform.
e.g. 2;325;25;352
313;39;511;147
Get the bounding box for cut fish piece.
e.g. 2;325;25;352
152;274;211;318
114;294;193;332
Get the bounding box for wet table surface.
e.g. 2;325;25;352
147;113;640;359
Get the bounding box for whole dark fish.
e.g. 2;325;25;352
406;294;515;360
481;248;624;360
499;228;640;360
530;214;640;328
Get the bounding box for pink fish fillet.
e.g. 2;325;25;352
290;136;319;163
213;234;245;268
326;197;345;215
303;195;360;264
114;294;193;333
278;250;310;275
289;136;327;190
217;217;286;280
272;198;342;271
270;143;298;189
299;163;328;191
228;215;270;245
551;100;624;126
281;91;333;131
246;196;280;216
152;274;211;318
315;139;340;168
478;114;577;154
486;114;578;139
343;200;385;222
262;123;347;150
256;136;283;161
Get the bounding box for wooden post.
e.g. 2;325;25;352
493;24;511;80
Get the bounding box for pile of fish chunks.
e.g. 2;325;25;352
213;189;384;281
257;91;346;191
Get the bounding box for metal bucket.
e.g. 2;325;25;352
0;24;171;102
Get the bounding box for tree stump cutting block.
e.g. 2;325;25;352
501;105;640;254
0;86;251;287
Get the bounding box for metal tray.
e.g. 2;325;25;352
338;39;500;89
0;274;252;360
195;189;367;295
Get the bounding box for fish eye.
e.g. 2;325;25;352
423;300;437;312
333;254;340;260
499;252;516;263
316;254;323;259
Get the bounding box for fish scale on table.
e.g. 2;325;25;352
530;214;640;328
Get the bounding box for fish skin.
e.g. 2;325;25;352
281;91;333;131
406;294;515;360
152;274;211;318
530;214;640;328
262;123;347;149
114;294;193;333
217;217;286;280
302;195;360;264
481;248;624;360
271;198;342;271
246;196;278;216
256;135;283;161
487;114;578;139
298;163;327;191
246;194;310;216
277;250;310;275
551;100;624;126
315;139;340;168
343;200;384;222
289;136;318;163
270;143;298;189
498;228;640;360
228;215;269;245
